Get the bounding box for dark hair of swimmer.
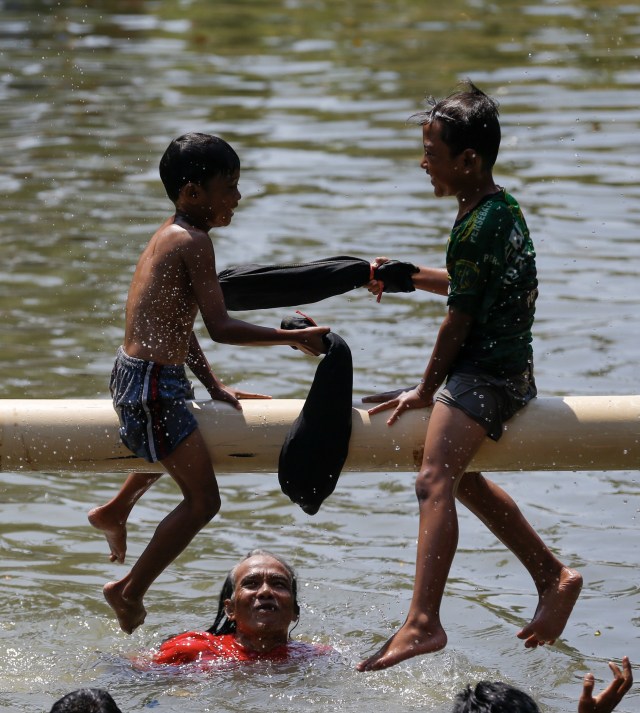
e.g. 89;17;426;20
452;681;539;713
206;549;300;636
49;688;124;713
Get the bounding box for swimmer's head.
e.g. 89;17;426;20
49;688;123;713
207;549;300;636
452;681;540;713
159;132;240;203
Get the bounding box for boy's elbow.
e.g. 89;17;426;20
205;321;233;345
209;331;232;345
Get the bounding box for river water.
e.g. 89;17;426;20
0;1;638;711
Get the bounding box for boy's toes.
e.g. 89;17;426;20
517;625;555;649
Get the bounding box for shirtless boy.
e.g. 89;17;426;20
98;132;328;634
358;82;582;671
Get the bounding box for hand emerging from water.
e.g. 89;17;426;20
578;657;633;713
363;384;432;426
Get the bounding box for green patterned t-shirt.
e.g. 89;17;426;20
446;189;537;376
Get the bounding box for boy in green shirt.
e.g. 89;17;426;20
358;82;582;671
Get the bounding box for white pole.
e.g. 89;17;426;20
0;396;638;474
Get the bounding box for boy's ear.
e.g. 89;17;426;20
180;181;202;201
461;148;482;172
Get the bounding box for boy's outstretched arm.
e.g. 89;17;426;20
185;235;329;355
411;265;449;295
578;657;633;713
186;332;271;410
367;256;449;297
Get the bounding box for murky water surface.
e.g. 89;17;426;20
0;1;638;711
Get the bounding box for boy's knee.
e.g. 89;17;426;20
414;476;434;502
191;491;221;525
414;468;453;502
205;492;222;519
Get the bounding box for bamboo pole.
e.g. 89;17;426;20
0;396;638;474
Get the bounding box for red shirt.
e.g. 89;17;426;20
151;631;330;667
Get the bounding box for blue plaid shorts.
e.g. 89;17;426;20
110;347;197;463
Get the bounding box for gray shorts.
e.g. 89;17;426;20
435;365;536;441
110;347;197;463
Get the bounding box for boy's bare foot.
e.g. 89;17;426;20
103;580;147;634
357;619;447;672
517;566;583;648
88;506;127;564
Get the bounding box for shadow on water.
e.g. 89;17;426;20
0;0;638;711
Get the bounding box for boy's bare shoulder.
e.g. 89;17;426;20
153;218;210;248
146;219;215;266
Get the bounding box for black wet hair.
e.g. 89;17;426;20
206;549;300;636
159;132;240;203
452;681;540;713
411;80;501;171
49;688;123;713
